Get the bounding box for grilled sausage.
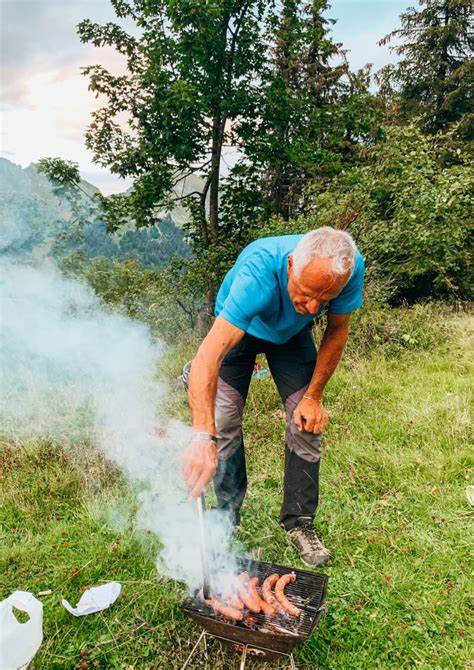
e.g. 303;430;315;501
274;572;301;616
262;573;287;615
227;594;245;610
248;576;276;616
206;598;244;621
237;572;261;613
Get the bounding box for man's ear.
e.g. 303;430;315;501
288;254;293;272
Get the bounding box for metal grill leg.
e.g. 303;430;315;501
239;644;248;670
181;630;206;670
182;630;299;670
238;644;297;670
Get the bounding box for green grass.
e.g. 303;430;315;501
1;312;472;669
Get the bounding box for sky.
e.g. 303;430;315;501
1;0;409;195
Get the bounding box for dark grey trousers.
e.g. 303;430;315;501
213;326;322;530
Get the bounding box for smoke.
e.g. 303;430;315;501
0;215;235;591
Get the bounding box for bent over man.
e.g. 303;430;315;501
181;227;364;566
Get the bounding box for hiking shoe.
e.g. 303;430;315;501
287;517;332;567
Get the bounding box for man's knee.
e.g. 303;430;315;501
283;387;322;463
286;419;322;462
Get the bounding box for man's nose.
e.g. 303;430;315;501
307;299;320;314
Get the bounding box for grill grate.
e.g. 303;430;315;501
182;556;328;661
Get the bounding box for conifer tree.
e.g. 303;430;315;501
237;0;380;220
377;0;473;138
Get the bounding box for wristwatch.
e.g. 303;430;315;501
191;431;218;444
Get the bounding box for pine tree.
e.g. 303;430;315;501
377;0;473;138
237;0;380;221
264;0;347;219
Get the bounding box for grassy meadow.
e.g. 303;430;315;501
1;307;472;669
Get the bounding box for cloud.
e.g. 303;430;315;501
0;0;135;196
1;0;405;195
2;2;78;105
1;0;121;68
1;0;134;107
1;63;133;195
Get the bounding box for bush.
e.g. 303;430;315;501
261;123;473;304
312;302;457;358
58;255;203;342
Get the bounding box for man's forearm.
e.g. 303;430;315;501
188;346;219;435
181;318;245;498
306;322;349;401
187;317;246;436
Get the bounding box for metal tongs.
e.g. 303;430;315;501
196;493;211;599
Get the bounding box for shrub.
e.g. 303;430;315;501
261;123;473;303
59;255;202;342
312;302;457;358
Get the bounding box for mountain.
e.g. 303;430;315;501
0;158;99;198
0;158;190;266
153;172;205;227
0;158;100;256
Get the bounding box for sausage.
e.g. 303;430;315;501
226;594;244;610
206;598;244;621
274;572;301;616
248;576;276;616
262;573;287;615
237;572;261;613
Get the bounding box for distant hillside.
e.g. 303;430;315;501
0;158;99;198
0;158;190;266
151;173;205;227
0;158;100;256
55;215;191;267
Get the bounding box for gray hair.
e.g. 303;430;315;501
292;227;357;278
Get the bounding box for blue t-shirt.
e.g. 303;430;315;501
215;235;364;344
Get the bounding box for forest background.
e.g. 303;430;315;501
4;0;472;336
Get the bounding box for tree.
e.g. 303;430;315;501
377;0;473;139
260;0;348;219
77;1;384;321
292;122;473;302
77;0;274;322
36;157;103;226
37;158;190;269
36;157;107;258
234;0;382;221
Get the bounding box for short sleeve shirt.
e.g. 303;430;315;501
215;234;364;344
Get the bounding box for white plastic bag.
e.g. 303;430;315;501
62;581;121;616
466;485;474;507
0;591;43;670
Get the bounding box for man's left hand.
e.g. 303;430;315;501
294;397;328;434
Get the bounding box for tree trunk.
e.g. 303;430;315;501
197;283;215;336
195;115;224;335
209;116;222;240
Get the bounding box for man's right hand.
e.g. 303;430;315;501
181;439;218;498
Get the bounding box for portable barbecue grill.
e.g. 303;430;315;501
181;556;328;669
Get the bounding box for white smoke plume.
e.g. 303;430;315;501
0;217;236;592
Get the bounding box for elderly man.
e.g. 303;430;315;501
181;227;364;566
